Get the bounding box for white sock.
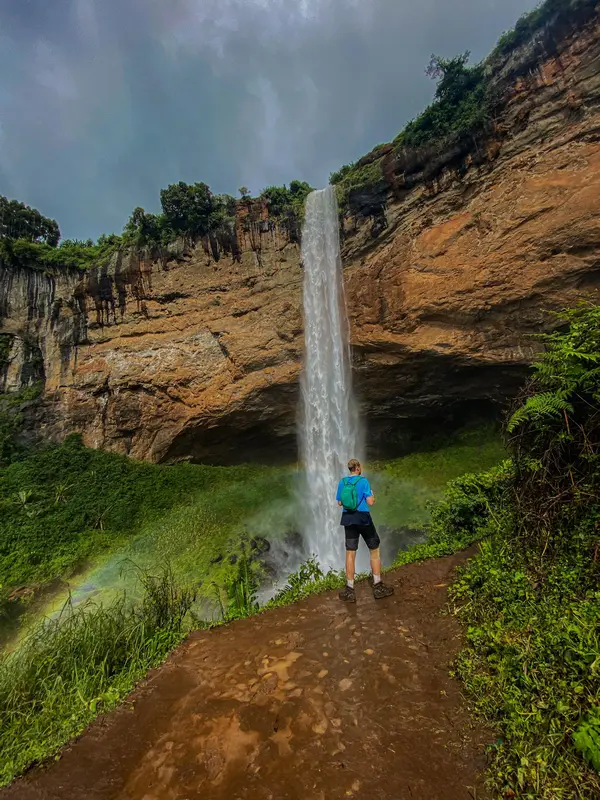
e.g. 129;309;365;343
373;574;382;585
347;580;354;589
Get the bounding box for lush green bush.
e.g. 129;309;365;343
0;565;197;786
396;52;488;150
0;235;124;273
0;435;217;592
0;177;313;274
331;51;489;211
259;180;314;238
428;304;600;797
389;460;513;568
492;0;597;58
265;557;345;608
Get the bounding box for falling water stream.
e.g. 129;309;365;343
300;186;361;571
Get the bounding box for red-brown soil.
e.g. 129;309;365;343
3;551;490;800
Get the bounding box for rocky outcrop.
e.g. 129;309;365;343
0;220;303;463
343;10;600;450
2;9;600;462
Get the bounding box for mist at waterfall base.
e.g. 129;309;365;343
298;186;370;573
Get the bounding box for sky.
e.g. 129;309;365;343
0;0;538;241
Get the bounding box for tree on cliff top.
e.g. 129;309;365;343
0;195;60;247
160;181;213;240
260;181;313;218
123;207;169;248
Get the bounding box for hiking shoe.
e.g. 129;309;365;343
339;585;356;603
372;582;394;599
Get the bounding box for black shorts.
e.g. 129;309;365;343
343;519;381;552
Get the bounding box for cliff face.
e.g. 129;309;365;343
2;10;600;463
343;12;600;449
1;221;303;463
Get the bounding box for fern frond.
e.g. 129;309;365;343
507;391;573;433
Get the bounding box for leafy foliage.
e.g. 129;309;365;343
123;207;170;248
397;52;487;150
0;435;214;593
492;0;597;58
221;553;260;620
261;180;313;218
0;335;10;374
574;709;600;774
159;181;213;240
266;557;345;608
422;304;600;797
0;383;43;468
331;50;488;211
0;196;60;247
506;304;600;549
0;235;124;273
0;175;313;274
259;180;314;238
0;565;196;786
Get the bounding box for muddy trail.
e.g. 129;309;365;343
4;551;489;800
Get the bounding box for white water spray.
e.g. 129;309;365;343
300;186;360;571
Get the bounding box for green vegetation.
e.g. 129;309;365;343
0;435;292;609
407;305;600;797
0;381;44;469
0;178;313;275
0;566;196;786
5;328;597;796
492;0;596;58
0;334;10;374
396;52;487;150
330;0;598;214
374;423;506;532
0;195;59;247
330;49;490;212
265;557;345;608
261;180;313;219
0;235;124;273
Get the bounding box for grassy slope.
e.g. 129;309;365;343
0;436;291;596
0;426;504;605
373;424;506;531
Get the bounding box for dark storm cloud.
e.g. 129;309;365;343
0;0;537;239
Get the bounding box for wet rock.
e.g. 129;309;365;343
284;531;304;551
250;537;271;556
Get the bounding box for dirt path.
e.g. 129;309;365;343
4;551;489;800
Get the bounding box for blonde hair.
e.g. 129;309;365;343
348;459;361;473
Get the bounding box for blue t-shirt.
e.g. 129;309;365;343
336;475;373;512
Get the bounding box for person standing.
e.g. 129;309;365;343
336;459;394;602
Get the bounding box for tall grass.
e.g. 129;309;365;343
0;566;196;786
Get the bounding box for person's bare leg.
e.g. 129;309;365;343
369;547;381;584
339;549;357;601
346;550;357;586
369;547;394;598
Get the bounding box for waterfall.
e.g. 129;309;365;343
300;186;360;571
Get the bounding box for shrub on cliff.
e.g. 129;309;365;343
330;0;599;215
